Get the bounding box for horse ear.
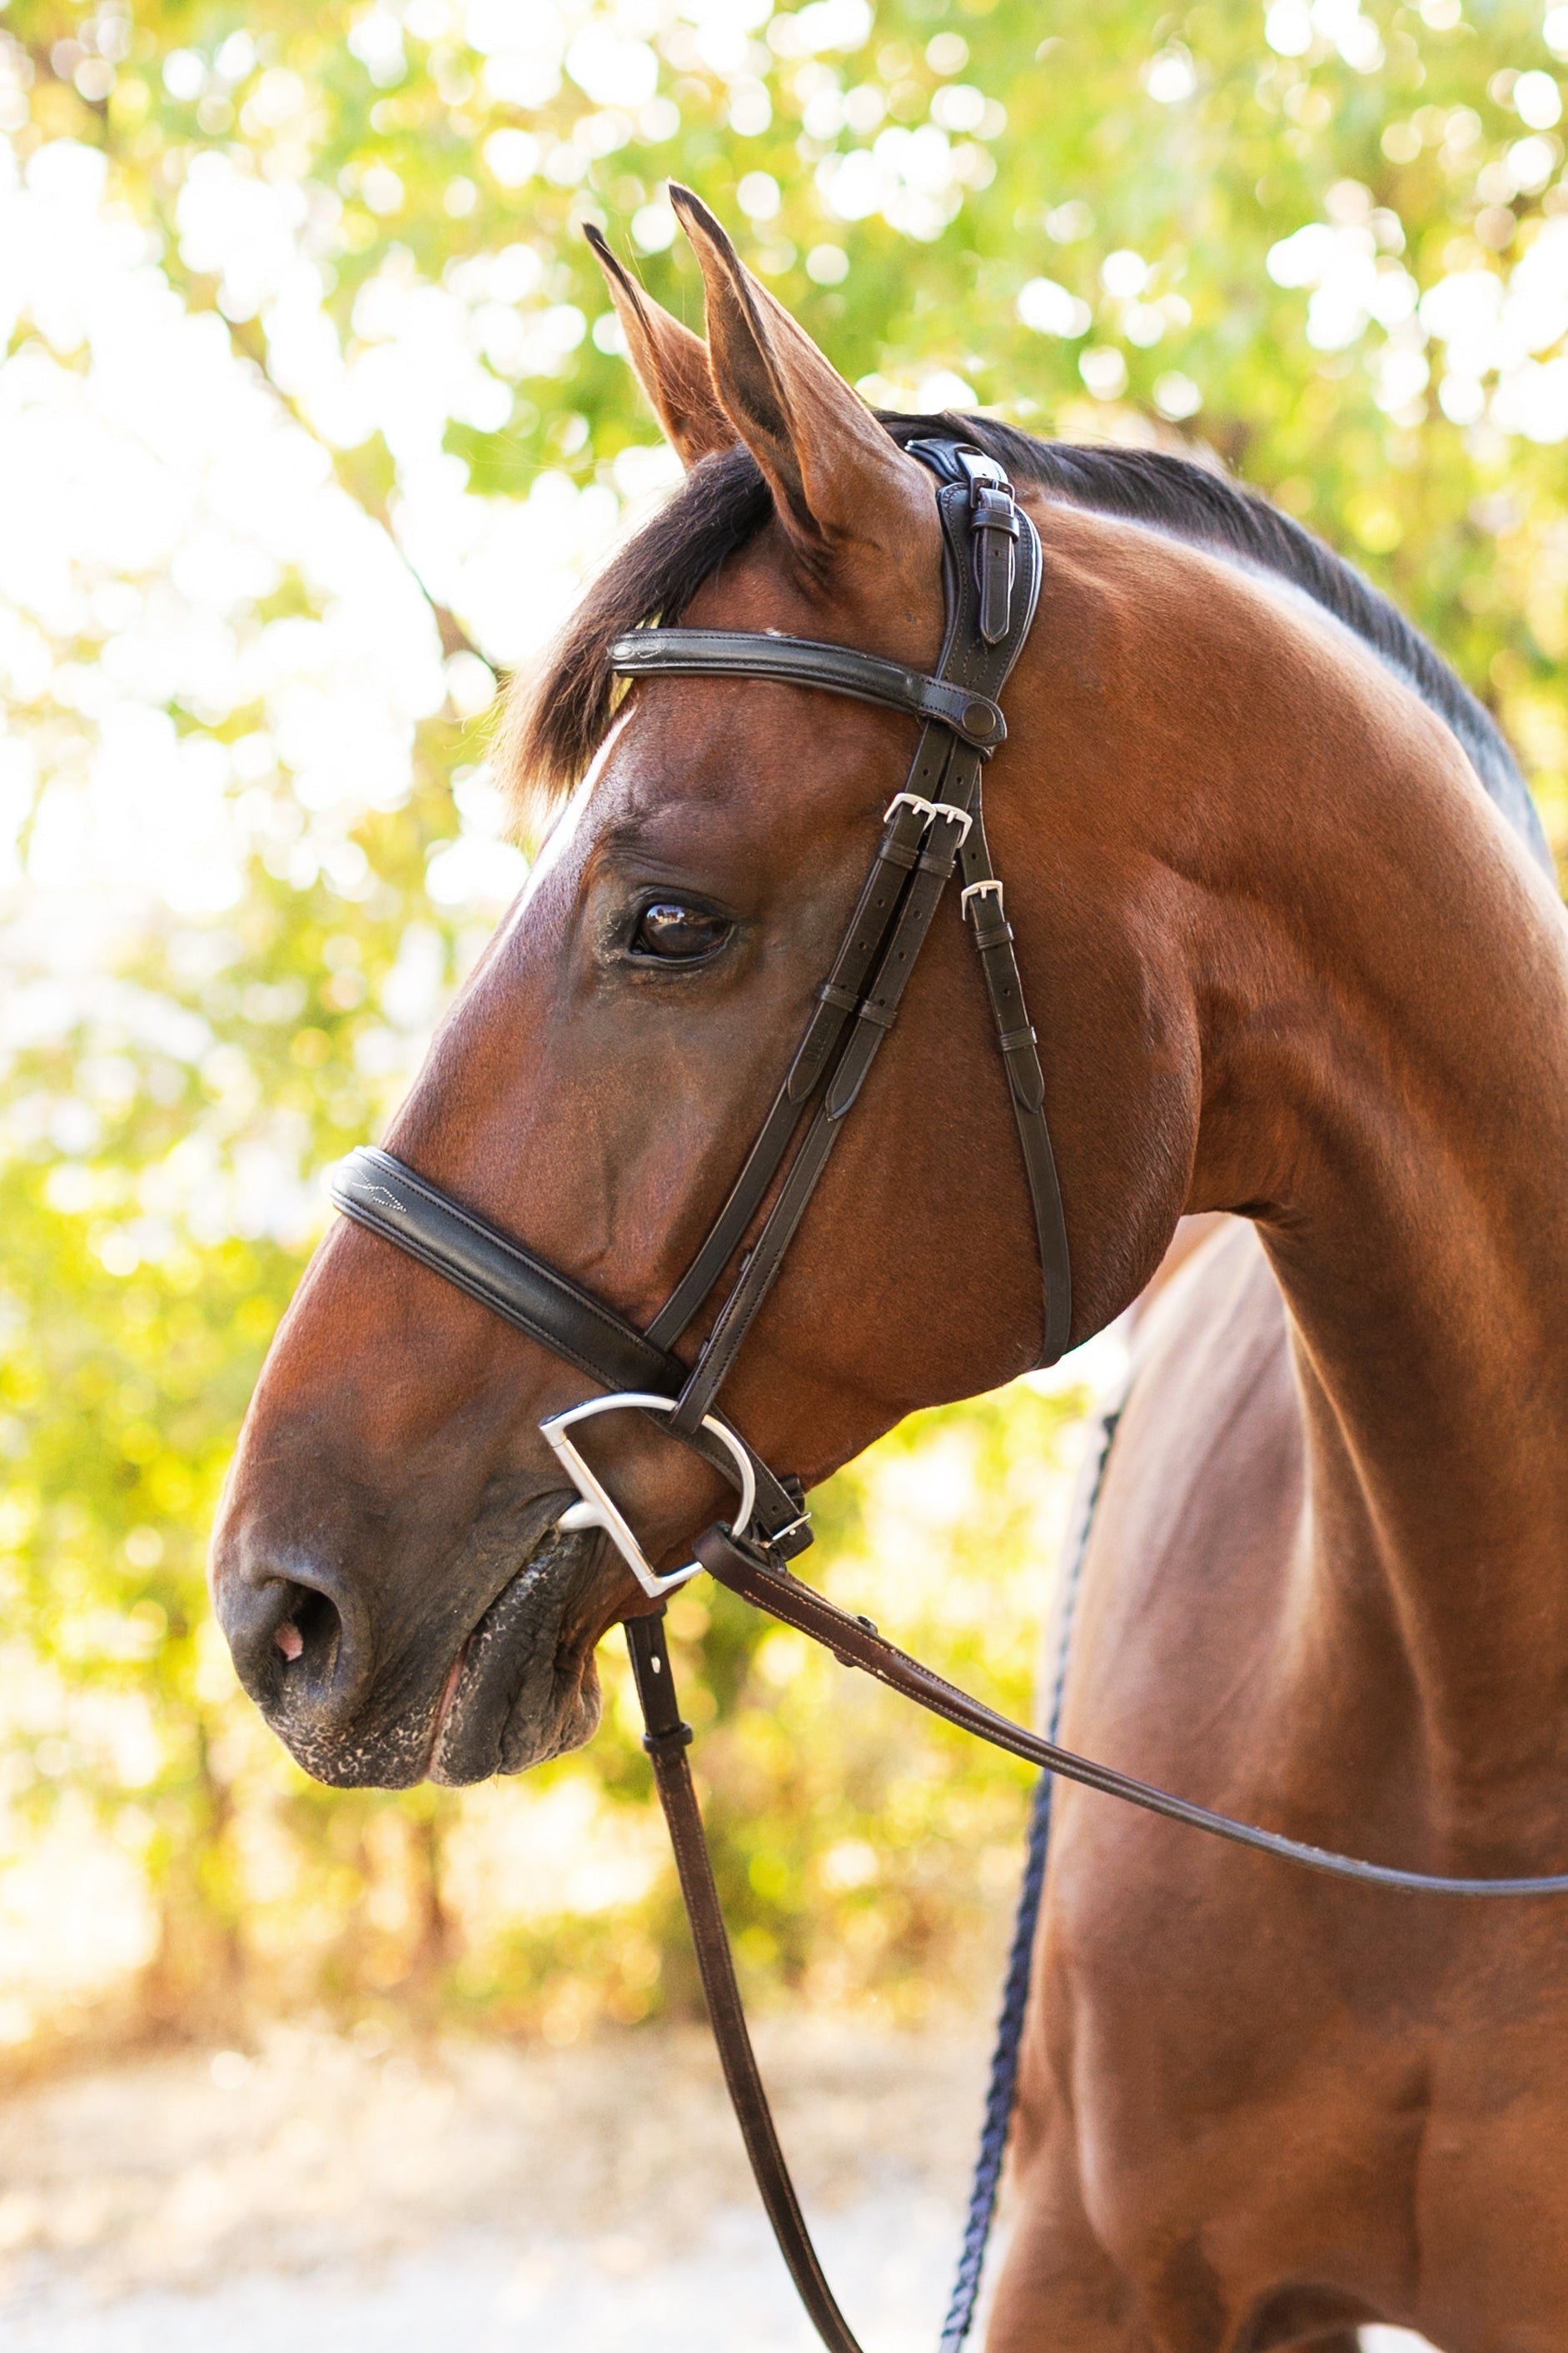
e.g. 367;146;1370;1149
667;184;931;570
583;223;734;469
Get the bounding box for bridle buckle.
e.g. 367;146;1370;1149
884;791;973;845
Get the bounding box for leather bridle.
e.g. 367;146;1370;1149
334;441;1068;1596
329;440;1568;2353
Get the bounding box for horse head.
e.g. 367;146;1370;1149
209;191;1202;1789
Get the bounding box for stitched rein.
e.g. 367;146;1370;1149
331;443;1568;2353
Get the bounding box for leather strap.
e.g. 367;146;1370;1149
629;1488;1568;2353
665;780;981;1437
958;811;1073;1366
331;1147;811;1553
625;1612;864;2353
972;484;1019;646
665;476;1048;1432
694;1523;1568;1896
645;782;945;1354
609;627;1007;752
645;459;1035;1361
335;1146;671;1396
663;784;978;1436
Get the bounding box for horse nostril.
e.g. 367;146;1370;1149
275;1584;342;1680
222;1570;346;1702
213;1544;366;1730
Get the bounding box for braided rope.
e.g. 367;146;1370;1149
938;1393;1124;2351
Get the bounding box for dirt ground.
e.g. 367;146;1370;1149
0;2019;1432;2350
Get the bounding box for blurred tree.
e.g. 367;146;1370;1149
8;0;1566;811
1;0;1566;2048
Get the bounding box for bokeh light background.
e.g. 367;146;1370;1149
1;0;1565;2063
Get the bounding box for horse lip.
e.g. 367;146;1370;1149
427;1508;600;1785
425;1637;472;1770
421;1490;571;1773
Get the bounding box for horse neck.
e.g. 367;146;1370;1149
1183;659;1568;1802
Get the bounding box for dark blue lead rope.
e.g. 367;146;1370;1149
938;1393;1124;2351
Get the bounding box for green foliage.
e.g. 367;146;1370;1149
2;0;1567;2046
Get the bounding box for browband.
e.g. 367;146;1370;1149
608;627;1007;753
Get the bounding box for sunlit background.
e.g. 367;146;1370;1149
1;0;1566;2274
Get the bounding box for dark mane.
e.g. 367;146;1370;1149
502;411;1547;869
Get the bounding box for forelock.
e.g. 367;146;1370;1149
497;442;771;831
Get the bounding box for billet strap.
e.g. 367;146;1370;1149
958;810;1073;1367
609;627;1007;754
330;1147;811;1555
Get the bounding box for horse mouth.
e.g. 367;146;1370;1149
426;1515;606;1786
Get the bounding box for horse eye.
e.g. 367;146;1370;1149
631;902;730;961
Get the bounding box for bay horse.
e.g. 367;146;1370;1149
211;187;1568;2350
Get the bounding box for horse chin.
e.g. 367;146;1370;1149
428;1521;607;1787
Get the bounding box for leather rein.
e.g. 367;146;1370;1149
331;440;1568;2353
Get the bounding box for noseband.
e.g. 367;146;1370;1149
329;440;1568;2353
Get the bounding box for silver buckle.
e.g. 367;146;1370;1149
960;878;1003;917
884;791;973;846
539;1392;757;1600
